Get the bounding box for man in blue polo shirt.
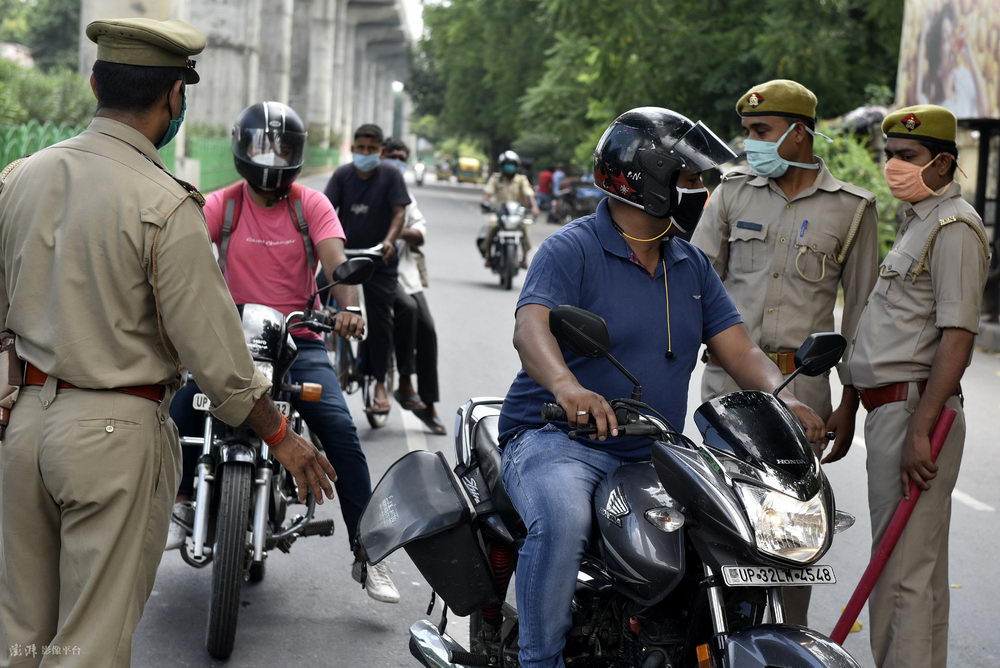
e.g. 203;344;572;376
498;108;825;668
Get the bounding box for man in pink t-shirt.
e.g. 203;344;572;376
166;102;399;604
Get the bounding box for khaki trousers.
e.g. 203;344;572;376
864;388;964;668
0;384;179;667
701;363;833;627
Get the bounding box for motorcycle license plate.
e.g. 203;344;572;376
721;564;836;587
192;393;291;417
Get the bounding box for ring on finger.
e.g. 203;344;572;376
576;410;588;416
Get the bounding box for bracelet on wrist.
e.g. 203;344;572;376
263;414;289;447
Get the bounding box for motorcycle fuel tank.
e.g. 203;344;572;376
593;462;685;606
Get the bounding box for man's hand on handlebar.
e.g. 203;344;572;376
553;379;619;441
333;310;365;339
269;430;338;504
379;240;395;262
783;397;826;444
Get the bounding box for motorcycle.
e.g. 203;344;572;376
359;305;861;667
479;201;531;290
554;180;605;225
176;257;374;660
414;162;426;186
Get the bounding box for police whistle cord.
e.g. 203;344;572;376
830;406;958;645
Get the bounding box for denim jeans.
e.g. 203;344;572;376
500;424;636;668
171;337;371;547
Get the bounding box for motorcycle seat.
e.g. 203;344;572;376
472;416;526;540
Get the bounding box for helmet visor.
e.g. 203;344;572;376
667;121;737;173
235;128;306;168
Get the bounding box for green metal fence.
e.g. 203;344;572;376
0;121;82;168
3;122;339;193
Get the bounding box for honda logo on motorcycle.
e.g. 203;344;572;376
600;485;630;527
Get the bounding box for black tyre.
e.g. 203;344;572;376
501;244;517;290
206;462;253;660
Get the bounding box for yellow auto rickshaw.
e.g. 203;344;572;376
456;157;483;183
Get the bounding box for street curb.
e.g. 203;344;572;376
976;318;1000;353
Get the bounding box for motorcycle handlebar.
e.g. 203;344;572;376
541;402;566;421
344;244;384;259
539;402;661;438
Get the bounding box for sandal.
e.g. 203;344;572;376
369;393;391;415
393;389;426;411
413;407;447;435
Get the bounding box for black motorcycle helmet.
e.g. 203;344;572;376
232;101;307;193
593;107;736;219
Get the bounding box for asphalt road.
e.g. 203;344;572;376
134;172;1000;667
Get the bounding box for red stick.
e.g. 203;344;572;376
830;406;958;645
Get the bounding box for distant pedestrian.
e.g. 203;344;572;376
536;165;554;220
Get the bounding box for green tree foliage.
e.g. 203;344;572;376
24;0;80;72
0;58;93;126
0;0;30;44
414;0;552;163
412;0;904;171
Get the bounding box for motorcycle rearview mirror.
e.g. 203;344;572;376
773;332;847;397
480;202;492;214
549;305;643;401
306;257;375;308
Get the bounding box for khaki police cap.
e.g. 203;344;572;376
882;104;957;148
86;18;206;84
736;79;817;123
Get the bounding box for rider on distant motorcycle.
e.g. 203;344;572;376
166;101;399;604
481;150;540;268
497;107;826;667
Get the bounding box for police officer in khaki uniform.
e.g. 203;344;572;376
691;79;880;625
832;105;989;668
0;18;336;668
481;150;539;267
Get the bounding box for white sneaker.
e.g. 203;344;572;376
164;502;193;551
352;559;400;604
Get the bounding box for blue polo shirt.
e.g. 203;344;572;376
498;198;743;459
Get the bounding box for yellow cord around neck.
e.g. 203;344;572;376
618;219;673;243
662;258;673;359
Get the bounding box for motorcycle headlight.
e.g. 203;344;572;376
736;483;828;563
253;361;274;383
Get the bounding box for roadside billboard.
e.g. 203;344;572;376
895;0;1000;120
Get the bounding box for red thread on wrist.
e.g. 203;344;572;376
264;414;289;447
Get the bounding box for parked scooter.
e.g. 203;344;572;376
478;201;531;290
360;305;861;667
553;180;605;225
177;257;373;660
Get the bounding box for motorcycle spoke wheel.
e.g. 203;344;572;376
206;462;253;660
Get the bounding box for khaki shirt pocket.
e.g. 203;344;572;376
728;221;768;273
793;230;840;283
874;249;913;304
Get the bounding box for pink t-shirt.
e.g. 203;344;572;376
203;182;345;339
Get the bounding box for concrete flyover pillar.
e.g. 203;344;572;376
289;0;312;119
338;25;357;159
330;0;349;146
258;0;293;103
305;0;337;148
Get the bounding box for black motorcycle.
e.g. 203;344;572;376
359;305;861;667
177;257;373;660
480;201;530;290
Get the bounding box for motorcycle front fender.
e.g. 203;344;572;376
723;624;861;667
220;441;256;465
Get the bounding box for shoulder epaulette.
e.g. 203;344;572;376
720;167;753;182
838;181;877;203
171;175;206;207
911;215;990;281
0;157;29;191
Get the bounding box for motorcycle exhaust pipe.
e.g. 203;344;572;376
408;619;491;667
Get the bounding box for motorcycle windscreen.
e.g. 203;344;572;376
358;450;472;564
694;391;820;500
237;303;286;361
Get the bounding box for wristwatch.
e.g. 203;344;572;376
344;306;363;315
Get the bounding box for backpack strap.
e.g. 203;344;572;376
286;183;317;272
218;182;245;274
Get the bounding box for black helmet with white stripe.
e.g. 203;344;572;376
232;101;307;193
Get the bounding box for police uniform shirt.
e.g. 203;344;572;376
847;182;989;389
485;173;534;205
0;117;268;425
692;159;878;385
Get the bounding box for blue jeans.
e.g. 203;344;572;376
171;337;371;547
501;425;636;668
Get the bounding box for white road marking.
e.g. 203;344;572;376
849;436;994;511
401;409;430;452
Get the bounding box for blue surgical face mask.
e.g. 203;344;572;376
156;96;186;150
502;163;517;175
383;158;407;173
743;122;822;179
352;152;381;172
